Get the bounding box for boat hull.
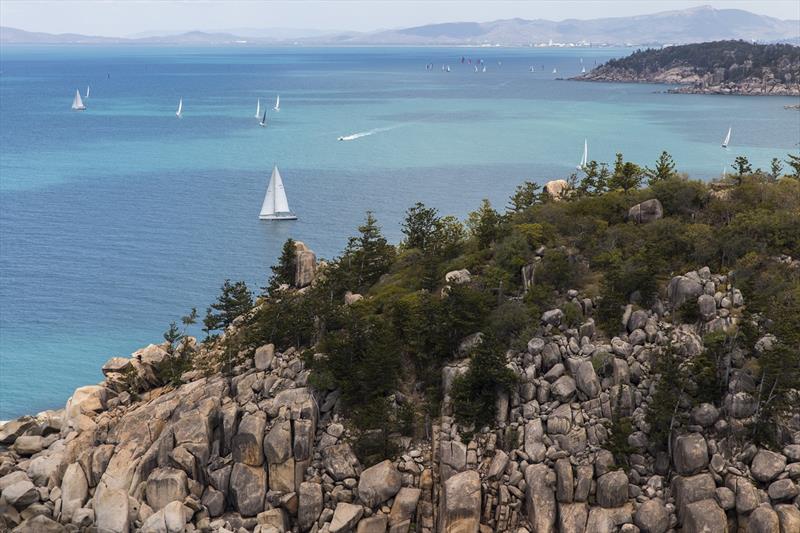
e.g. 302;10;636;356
259;214;297;220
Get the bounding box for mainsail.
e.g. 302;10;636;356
176;98;183;118
255;98;261;118
72;90;86;110
722;127;732;148
577;139;588;170
274;95;280;111
259;166;297;220
85;85;90;98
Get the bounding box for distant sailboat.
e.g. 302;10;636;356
273;95;280;112
259;109;267;127
71;89;86;111
446;65;451;72
176;98;183;118
581;66;586;74
482;65;486;73
259;166;297;220
552;67;557;74
722;127;732;148
85;85;90;98
577;139;588;170
255;98;261;119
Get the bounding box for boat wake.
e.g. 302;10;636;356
338;125;401;141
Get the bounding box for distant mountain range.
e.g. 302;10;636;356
2;6;798;46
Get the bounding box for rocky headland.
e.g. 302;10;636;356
1;173;799;533
575;41;800;96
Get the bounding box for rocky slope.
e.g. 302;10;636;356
1;227;799;532
575;41;800;96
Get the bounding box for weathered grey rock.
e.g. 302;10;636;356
525;464;556;533
634;499;669;533
201;486;225;517
60;462;89;522
683;499;727;533
134;343;169;366
672;474;716;523
258;508;289;532
298;481;323;532
10;515;66;533
322;443;360;481
575;360;601;399
767;478;799;501
628;199;663;224
667;276;704;308
715;486;736;510
524;419;546;463
264;419;294;492
673;433;709;476
559;502;588;532
747;503;780;533
439;470;481;533
330;502;364;533
555;458;574;503
727;392;758;418
12;435;43;456
691;403;719;427
71;508;94;527
445;269;471;285
542;308;564;326
1;471;30;492
4;480;38;509
254;344;275;371
736;477;760;514
145;467;188;512
544;179;570;200
775;504;800;533
358;460;401;508
751;450;787;483
163;500;193;533
229;463;267;517
487;450;508;480
356;515;388;533
574;464;593;503
102;357;132;375
551;375;576;402
95;487;130;533
233;411;267;466
697;294;716;320
389;487;421;527
596;470;628;508
0;416;34;445
294;241;317;288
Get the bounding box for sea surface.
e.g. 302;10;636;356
1;45;798;419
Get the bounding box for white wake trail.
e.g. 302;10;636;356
338;124;402;141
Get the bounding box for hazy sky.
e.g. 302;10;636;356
1;0;798;36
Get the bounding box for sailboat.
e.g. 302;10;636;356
581;66;586;74
71;89;86;111
482;65;487;73
85;85;90;98
577;139;588;170
259;166;297;220
255;98;261;119
176;98;183;118
552;67;558;74
721;127;732;148
259;109;267;127
273;95;280;112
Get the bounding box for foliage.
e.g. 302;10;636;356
467;199;502;248
203;280;253;337
609;153;644;193
266;238;296;294
577;160;611;196
507;181;541;213
645;151;677;184
732;156;753;178
786;153;800;180
340;212;396;292
645;346;688;452
769;158;783;181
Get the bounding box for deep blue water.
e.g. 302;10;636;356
1;45;798;419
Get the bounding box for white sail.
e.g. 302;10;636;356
176;98;183;118
255;98;261;118
722;127;731;148
577;139;588;169
71;89;86;110
552;68;557;74
259;166;296;220
274;95;280;111
85;85;90;98
581;66;586;73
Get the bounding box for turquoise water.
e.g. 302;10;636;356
1;46;798;419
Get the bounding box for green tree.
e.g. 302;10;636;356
578;160;610;196
645;345;688;453
342;212;396;290
267;238;296;294
732;156;753;178
609;153;643;193
401;202;440;252
507;181;540;213
203;280;253;336
769;158;783;181
467;199;502;248
645;151;677;184
785;153;800;179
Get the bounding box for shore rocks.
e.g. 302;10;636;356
357;460;401;508
628;199;664;224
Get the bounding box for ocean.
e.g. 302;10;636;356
0;45;798;419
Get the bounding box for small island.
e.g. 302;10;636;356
576;40;800;96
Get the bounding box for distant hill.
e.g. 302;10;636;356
2;6;799;46
576;41;800;96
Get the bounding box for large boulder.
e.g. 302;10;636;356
229;463;267;517
634;499;669;533
10;515;66;533
751;450;786;483
444;269;472;285
544;179;570;200
551;375;577;402
389;487;422;527
94;487;130;533
439;470;481;533
322;443;360;481
64;385;107;429
145;467;188;512
667;275;704;309
60;463;89;522
574;360;600;399
683;499;727;533
264;419;295;492
254;344;275;371
775;504;800;533
628;199;663;224
558;502;589;532
525;464;556;533
330;502;364;533
554;458;574;503
596;470;628;508
0;416;35;445
357;460;402;508
232;411;266;466
294;241;317;288
672;473;716;523
298;481;323;531
747;503;780;533
673;433;709;476
3;479;38;509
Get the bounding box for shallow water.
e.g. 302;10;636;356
1;45;798;418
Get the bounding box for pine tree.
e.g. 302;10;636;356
732;156;753;178
467;199;501;248
203;280;253;336
506;181;540;213
609;153;643;193
785;153;800;180
578;160;610;196
267;238;296;294
769;158;783;181
343;212;395;290
401;203;440;252
645;151;677;184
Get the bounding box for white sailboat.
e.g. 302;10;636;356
273;95;280;112
176;98;183;118
552;67;557;74
577;139;588;170
85;85;90;98
721;127;732;148
259;166;297;220
71;89;86;111
255;98;261;119
581;66;586;74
